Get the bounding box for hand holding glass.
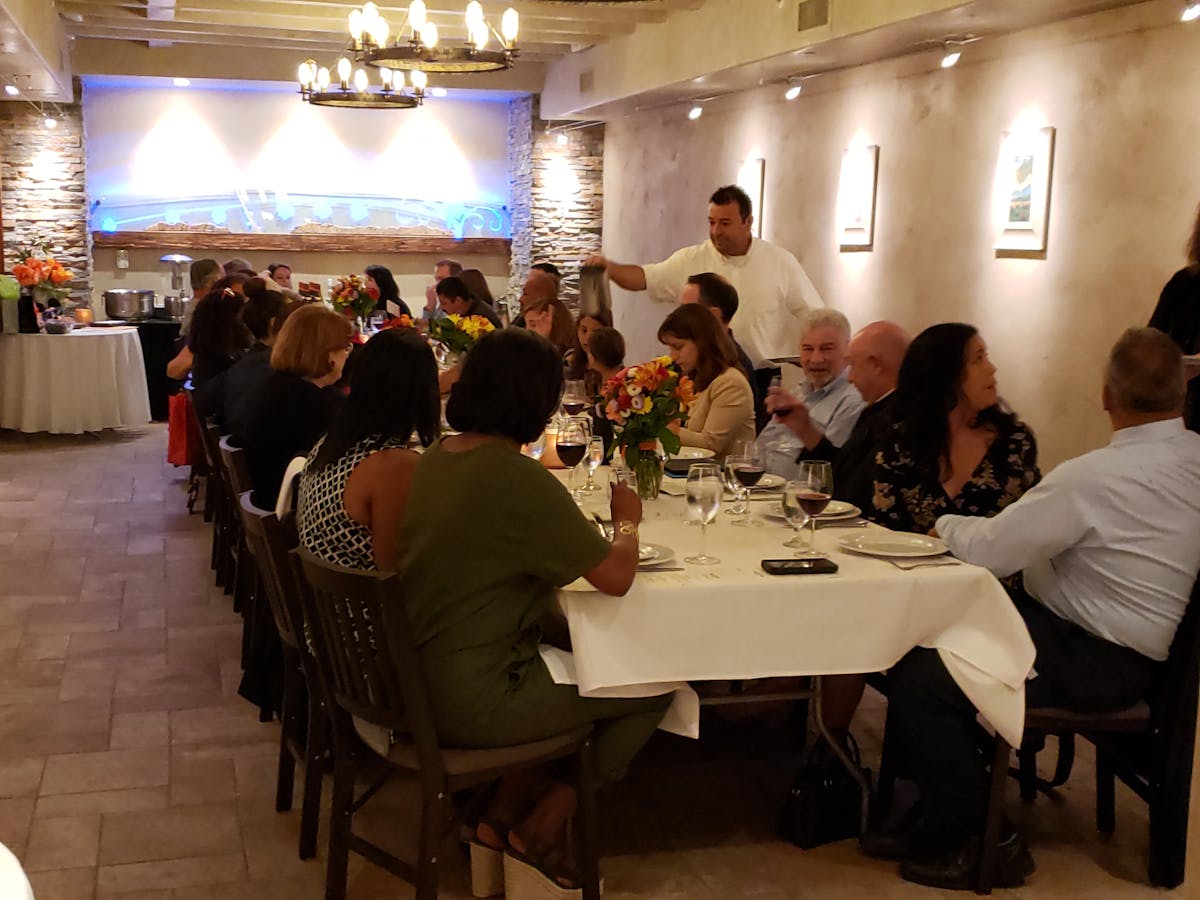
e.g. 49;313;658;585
684;463;722;565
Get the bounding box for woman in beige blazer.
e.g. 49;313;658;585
658;304;756;458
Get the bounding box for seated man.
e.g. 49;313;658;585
436;275;503;329
679;272;764;427
759;309;865;476
511;263;561;329
875;327;1200;890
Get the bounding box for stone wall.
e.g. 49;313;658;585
0;103;91;302
506;95;604;312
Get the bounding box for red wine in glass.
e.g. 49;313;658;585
733;464;765;488
562;400;587;416
797;490;832;517
557;441;587;468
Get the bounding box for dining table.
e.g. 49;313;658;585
550;470;1037;823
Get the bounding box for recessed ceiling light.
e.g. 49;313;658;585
173;77;191;87
688;104;703;121
784;84;802;101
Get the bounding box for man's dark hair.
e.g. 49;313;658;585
1108;327;1185;413
436;276;470;303
687;272;740;324
446;329;564;444
709;185;753;221
531;261;562;280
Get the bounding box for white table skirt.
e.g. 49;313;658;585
558;485;1036;746
0;327;151;434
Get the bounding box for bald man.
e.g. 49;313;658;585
767;320;910;514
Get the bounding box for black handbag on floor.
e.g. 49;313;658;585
777;736;871;849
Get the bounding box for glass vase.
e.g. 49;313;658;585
632;444;664;501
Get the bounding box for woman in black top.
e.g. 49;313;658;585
1149;202;1200;430
219;284;292;442
188;275;252;417
364;264;412;319
243;305;353;510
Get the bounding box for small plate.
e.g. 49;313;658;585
755;474;785;491
837;533;948;559
671;447;716;461
638;543;676;567
818;501;861;520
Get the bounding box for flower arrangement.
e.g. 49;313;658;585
377;313;415;331
12;252;72;303
601;356;695;481
330;274;378;323
429;313;495;356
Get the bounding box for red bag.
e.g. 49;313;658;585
167;392;204;467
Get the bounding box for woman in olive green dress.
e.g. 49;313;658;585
397;328;669;894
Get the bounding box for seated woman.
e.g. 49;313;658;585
364;264;412;319
526;298;586;380
186;275;253;418
585;326;625;459
223;287;294;445
398;328;669;893
657;304;755;458
242;305;353;510
577;308;613;395
459;267;497;307
297;328;440;572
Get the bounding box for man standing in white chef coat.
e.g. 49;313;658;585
585;184;824;400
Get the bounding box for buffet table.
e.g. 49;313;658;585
0;327;152;434
558;487;1037;748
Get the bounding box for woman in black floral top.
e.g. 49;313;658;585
872;323;1040;534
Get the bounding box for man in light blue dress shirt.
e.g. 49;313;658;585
760;309;865;475
870;328;1200;891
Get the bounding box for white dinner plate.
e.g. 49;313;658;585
638;543;676;568
837;533;949;559
755;474;785;491
671;447;716;461
818;501;861;520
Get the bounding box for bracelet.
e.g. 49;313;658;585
615;520;639;538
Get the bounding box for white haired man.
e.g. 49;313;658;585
760;308;865;476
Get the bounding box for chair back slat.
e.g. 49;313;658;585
219;436;253;495
237;492;303;649
292;548;444;769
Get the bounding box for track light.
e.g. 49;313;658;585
688;104;703;121
941;49;961;68
556;132;568;146
1184;2;1200;21
44;116;56;129
3;83;18;97
784;84;802;101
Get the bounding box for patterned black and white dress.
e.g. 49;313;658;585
297;435;408;571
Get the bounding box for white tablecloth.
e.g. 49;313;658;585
557;488;1036;746
0;327;151;434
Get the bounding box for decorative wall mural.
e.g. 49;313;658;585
993;126;1055;256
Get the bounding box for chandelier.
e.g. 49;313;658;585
297;56;428;109
351;1;520;74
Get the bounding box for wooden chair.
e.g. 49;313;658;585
217;437;256;617
180;386;209;517
292;548;602;900
977;579;1200;894
237;493;327;859
196;420;233;590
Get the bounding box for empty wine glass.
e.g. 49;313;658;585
685;462;723;565
582;435;605;492
562;380;588;417
781;480;813;551
796;460;833;554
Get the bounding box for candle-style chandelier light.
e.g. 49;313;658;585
297;54;428;109
352;1;520;74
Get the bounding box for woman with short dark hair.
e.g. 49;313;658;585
657;303;754;458
364;264;412;318
399;328;669;893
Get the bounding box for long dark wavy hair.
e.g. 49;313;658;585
311;328;440;470
365;265;402;304
892;323;1019;479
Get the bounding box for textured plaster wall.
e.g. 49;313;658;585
602;2;1200;468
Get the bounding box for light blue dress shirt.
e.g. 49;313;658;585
937;419;1200;661
760;369;866;476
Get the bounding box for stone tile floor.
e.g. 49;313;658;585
0;426;1170;898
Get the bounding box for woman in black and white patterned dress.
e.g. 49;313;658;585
297;328;440;571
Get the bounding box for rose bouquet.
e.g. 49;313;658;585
428;313;495;357
600;356;695;498
12;253;73;304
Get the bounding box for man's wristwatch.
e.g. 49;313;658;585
615;520;639;538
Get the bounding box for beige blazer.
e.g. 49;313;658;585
677;366;756;459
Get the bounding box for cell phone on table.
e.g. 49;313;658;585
761;558;839;575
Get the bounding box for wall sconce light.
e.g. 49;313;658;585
941;46;962;68
1184;2;1200;22
784;83;803;101
688;104;704;121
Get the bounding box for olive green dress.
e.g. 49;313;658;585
397;439;669;781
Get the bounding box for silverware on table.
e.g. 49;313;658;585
815;518;869;530
886;557;961;571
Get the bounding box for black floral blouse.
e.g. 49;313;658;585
871;421;1040;535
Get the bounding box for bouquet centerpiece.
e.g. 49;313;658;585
600;355;695;499
330;274;379;330
12;243;73;306
428;313;495;361
377;313;415;332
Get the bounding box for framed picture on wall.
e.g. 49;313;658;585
737;157;765;238
837;144;879;252
993;127;1055;257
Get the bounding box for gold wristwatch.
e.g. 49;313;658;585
615;520;639;538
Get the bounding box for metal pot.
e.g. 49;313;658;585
103;289;155;321
153;294;190;321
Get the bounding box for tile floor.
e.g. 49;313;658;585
0;425;1173;898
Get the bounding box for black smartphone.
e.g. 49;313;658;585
761;558;839;575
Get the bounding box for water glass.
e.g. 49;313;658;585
781;480;813;552
684;463;722;565
583;436;605;492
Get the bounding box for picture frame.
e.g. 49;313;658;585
737;157;765;238
836;144;879;252
993;126;1055;257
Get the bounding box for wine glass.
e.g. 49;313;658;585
684;463;723;565
723;440;763;525
781;481;814;551
582;435;605;492
796;460;833;555
556;417;590;499
562;379;588;417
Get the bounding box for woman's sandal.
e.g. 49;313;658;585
466;817;509;898
503;840;599;900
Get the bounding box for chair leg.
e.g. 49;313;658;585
577;738;602;900
415;779;446;900
1095;748;1116;834
1018;745;1038;804
275;662;300;814
325;751;354;900
1048;733;1075;787
976;737;1011;895
299;687;328;861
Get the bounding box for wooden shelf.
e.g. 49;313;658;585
91;231;511;256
